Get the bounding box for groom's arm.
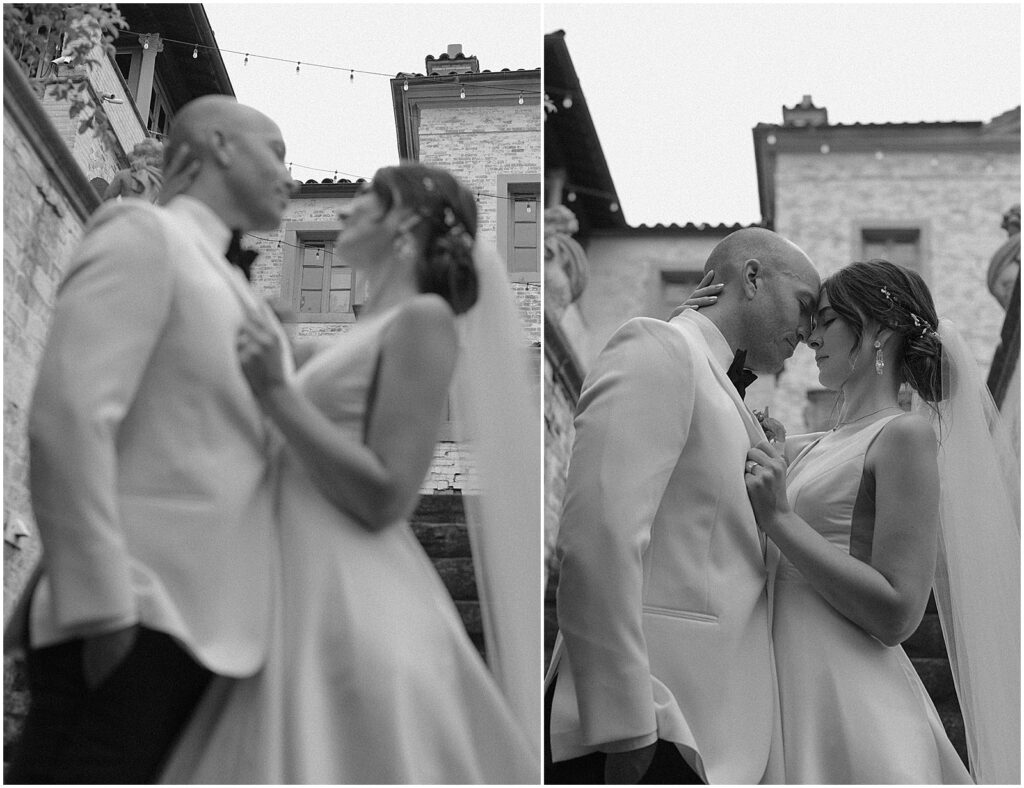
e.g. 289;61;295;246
29;202;173;638
555;318;696;750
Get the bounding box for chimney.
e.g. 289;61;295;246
782;94;828;128
425;43;480;76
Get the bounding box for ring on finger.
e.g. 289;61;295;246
745;460;760;475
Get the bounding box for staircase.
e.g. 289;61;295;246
904;594;969;768
410;493;485;657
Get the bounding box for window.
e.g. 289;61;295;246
860;227;922;270
496;174;540;282
281;222;357;322
661;270;708;318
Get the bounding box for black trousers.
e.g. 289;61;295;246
544;680;704;784
6;626;213;784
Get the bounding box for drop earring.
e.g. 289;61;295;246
874;340;885;376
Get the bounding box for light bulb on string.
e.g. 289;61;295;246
562;95;573;109
518;92;524;105
192;46;198;59
609;201;619;213
525;202;532;213
243;53;249;66
296;62;301;74
460;85;466;100
567;191;577;203
403;78;409;91
350;70;354;83
142;36;149;50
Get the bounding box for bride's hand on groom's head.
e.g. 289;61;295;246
668;270;724;320
744;441;791;529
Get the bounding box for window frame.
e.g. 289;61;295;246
853;220;931;282
280;221;358;323
496;173;541;283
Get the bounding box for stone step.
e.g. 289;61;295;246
903;612;947;659
910;657;958;703
409;522;471;558
410;494;484;658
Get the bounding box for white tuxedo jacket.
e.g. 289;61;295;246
549;310;777;784
28;196;277;677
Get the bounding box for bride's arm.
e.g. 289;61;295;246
747;415;939;646
240;295;456;531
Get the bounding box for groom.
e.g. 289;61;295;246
546;228;819;784
7;96;295;783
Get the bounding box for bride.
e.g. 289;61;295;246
162;163;540;783
688;259;1019;784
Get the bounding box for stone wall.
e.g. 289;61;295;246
417;101;541;250
2;112;91;621
573;232;727;366
770;148;1020;432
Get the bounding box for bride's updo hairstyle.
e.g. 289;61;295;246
823;259;944;402
370;163;479;315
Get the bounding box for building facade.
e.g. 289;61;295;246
754;97;1021;432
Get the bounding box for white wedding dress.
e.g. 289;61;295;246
161;305;536;784
765;414;972;784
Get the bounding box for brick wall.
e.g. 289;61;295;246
417;102;541;249
2;113;91;621
770;148;1020;432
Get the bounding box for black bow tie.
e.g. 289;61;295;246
726;349;758;399
225;230;258;281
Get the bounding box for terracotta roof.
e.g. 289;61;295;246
626;221;762;234
756;119;981;131
395;68;538;78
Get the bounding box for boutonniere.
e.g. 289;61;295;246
753;407;787;447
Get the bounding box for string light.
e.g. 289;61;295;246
518;92;524;105
460;85;466;100
192;45;198;59
350;69;354;83
567;191;577;202
562;96;573;109
115;29;542;100
296;61;301;74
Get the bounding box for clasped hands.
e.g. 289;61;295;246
745;440;791;535
237;301;291;399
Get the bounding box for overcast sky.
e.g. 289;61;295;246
202;2;541;184
544;1;1021;226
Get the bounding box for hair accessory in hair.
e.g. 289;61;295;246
910;311;938;339
422;176;436;193
880;285;936;338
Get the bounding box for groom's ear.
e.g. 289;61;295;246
741;258;761;299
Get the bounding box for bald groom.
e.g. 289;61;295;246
9;97;295;783
546;228;819;784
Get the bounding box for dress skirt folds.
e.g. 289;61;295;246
764;416;971;785
161;307;535;784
